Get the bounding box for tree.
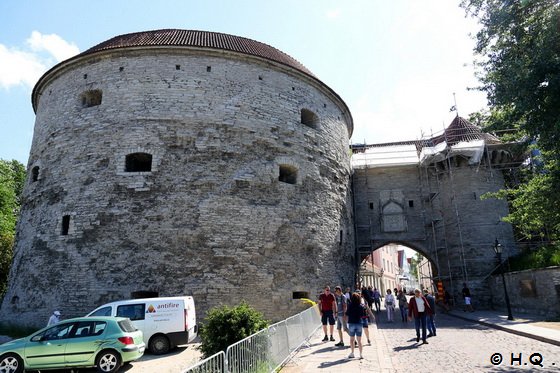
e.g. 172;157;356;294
462;0;560;153
462;0;560;244
0;159;26;296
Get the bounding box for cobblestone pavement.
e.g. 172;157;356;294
374;309;560;373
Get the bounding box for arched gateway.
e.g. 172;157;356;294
352;116;523;305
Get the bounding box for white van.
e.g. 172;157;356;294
87;296;197;354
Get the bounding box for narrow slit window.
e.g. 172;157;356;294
300;109;319;129
279;165;298;185
31;166;40;182
80;89;102;108
61;215;70;236
125;153;152;172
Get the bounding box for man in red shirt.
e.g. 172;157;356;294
319;286;337;342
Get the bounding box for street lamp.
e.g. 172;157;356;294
493;239;514;320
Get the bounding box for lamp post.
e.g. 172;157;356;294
493;239;514;320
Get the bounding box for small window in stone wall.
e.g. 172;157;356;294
31;166;40;182
131;290;159;299
80;89;102;108
125;153;152;172
301;108;319;129
292;291;309;299
279;164;298;184
61;215;70;235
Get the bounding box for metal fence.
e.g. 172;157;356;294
182;305;321;373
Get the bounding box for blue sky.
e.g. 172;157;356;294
0;0;486;165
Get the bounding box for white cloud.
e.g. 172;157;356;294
0;45;46;89
0;32;79;90
26;31;79;62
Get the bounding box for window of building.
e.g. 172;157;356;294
300;109;319;129
31;166;39;182
292;291;309;299
279;164;298;184
125;153;152;172
61;215;70;236
80;89;102;108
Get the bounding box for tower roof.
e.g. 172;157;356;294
80;29;315;77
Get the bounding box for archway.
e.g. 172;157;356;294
357;242;439;297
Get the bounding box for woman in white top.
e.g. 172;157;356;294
385;289;396;322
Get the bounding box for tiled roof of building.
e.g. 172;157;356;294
352;116;501;153
80;29;315;77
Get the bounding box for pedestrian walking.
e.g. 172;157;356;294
361;286;373;309
346;292;364;359
344;287;352;301
372;288;381;312
334;286;348;346
318;286;336;342
408;288;433;344
424;289;437;337
47;310;61;326
360;295;372;345
385;289;396;322
462;283;474;312
397;289;408;322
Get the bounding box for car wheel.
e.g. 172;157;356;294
0;353;24;373
95;349;122;373
149;334;170;354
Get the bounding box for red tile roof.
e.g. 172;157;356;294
81;29;315;78
352;116;501;153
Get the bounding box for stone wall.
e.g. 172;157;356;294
489;266;560;319
1;47;355;326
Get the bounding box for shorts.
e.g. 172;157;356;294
347;323;363;337
336;315;347;330
361;317;369;328
464;297;471;305
321;310;335;325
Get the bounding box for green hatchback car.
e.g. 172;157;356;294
0;316;145;373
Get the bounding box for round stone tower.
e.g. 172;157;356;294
1;29;355;325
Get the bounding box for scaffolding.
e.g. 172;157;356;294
351;116;528;297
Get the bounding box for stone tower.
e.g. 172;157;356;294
2;29;355;326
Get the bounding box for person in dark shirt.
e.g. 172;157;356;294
346;292;365;359
318;286;336;342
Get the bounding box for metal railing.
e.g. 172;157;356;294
182;305;321;373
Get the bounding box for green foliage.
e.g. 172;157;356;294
462;0;560;154
507;244;560;271
0;159;26;297
462;1;560;249
197;301;269;358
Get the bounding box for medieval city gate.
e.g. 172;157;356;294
351;116;523;307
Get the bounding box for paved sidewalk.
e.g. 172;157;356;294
280;324;395;373
446;309;560;346
281;308;560;372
